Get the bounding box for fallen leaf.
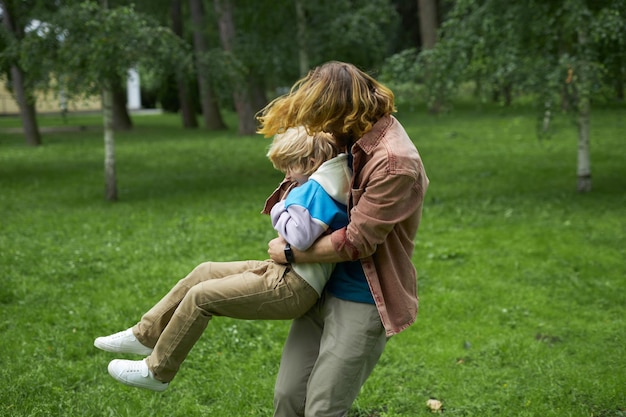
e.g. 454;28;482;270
426;398;443;413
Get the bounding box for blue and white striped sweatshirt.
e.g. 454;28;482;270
270;154;350;295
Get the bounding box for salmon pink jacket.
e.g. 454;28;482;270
331;115;429;336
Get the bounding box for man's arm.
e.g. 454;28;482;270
268;234;343;264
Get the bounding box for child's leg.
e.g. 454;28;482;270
146;261;318;382
191;262;319;320
133;260;264;348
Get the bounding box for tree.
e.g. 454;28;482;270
100;0;116;200
170;0;198;128
22;2;189;200
115;0;201;129
406;0;626;192
190;0;226;130
0;0;41;146
214;0;258;135
390;0;420;53
417;0;441;112
417;0;438;50
294;0;309;77
111;73;133;131
203;0;400;136
305;0;399;70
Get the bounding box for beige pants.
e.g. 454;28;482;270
132;260;319;382
273;291;388;417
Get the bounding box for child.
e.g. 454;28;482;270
94;127;351;392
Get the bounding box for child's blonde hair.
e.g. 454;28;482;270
267;127;339;176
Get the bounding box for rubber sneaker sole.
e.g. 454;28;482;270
107;359;169;392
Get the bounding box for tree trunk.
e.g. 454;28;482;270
616;77;625;102
417;0;441;114
214;0;257;135
503;82;512;106
417;0;438;50
102;89;118;201
295;0;309;77
171;0;198;128
576;28;592;193
100;0;117;201
189;0;226;130
112;77;133;131
1;1;41;146
250;74;268;116
542;101;552;133
10;66;41;146
615;57;624;102
577;96;592;193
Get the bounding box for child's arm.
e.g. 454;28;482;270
270;198;329;251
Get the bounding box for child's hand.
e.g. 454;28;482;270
267;236;288;264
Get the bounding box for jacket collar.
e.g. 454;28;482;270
353;115;393;154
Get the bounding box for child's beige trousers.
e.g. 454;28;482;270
132;260;318;382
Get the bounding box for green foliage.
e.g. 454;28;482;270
408;0;626;110
0;0;56;90
18;2;191;101
201;48;247;108
305;0;399;71
3;0;414;117
224;0;297;83
379;48;425;109
0;104;624;416
206;0;401;97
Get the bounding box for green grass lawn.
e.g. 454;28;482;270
0;104;624;417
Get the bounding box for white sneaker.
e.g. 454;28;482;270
94;328;153;355
107;359;169;392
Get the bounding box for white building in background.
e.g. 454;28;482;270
127;68;142;110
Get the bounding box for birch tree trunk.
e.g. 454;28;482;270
100;0;116;201
190;0;226;130
576;29;592;193
577;96;591;193
102;89;118;201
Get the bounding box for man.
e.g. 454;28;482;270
257;61;429;417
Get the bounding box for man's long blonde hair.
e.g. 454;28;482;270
267;127;338;177
257;61;396;141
